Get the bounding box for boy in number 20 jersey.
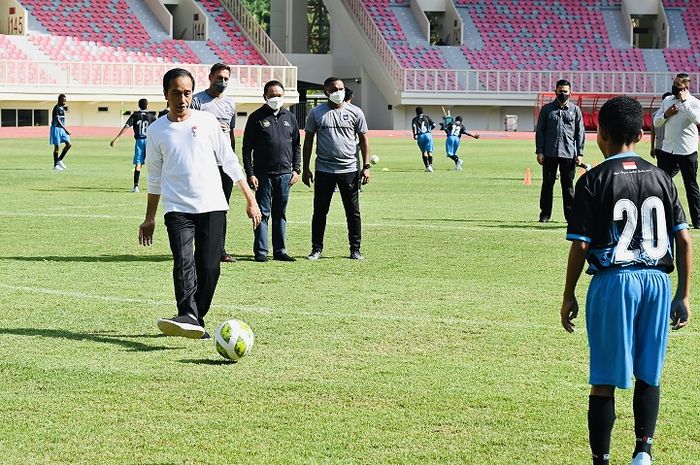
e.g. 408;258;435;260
561;96;692;465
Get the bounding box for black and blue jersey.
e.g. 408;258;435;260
444;122;468;139
51;104;66;127
125;110;156;140
567;152;688;274
412;114;435;136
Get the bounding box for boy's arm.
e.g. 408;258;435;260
561;240;589;333
671;229;692;330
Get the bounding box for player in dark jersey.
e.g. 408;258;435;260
442;116;479;171
411;107;436;172
110;99;156;192
50;94;72;171
560;96;692;465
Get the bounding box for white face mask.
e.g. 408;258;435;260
266;96;284;111
328;90;345;105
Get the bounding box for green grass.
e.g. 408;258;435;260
0;135;698;465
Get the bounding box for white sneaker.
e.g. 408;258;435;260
629;452;652;465
426;165;433;172
132;186;139;193
57;160;67;169
53;164;64;171
157;316;205;339
455;159;464;171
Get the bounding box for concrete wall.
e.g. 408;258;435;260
624;0;659;15
170;0;206;40
410;0;430;41
444;0;462;45
270;0;308;53
390;104;535;133
145;0;173;37
655;2;669;48
0;0;27;35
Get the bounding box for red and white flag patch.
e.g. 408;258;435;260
622;161;637;170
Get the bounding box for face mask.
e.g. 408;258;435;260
328;90;345;105
266;96;284;111
556;93;570;103
213;80;227;93
672;85;683;97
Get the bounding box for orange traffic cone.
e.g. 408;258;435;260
523;167;532;186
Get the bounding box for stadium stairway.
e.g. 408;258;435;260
600;8;632;50
390;3;426;48
665;8;691;49
184;40;221;66
643;49;669;73
458;7;484;51
123;0;170;42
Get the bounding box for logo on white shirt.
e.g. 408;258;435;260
191;126;198;138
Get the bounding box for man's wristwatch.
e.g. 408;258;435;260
363;164;371;170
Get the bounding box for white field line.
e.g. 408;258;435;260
0;210;561;232
0;282;556;330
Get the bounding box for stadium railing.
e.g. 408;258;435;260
219;0;292;67
0;60;297;92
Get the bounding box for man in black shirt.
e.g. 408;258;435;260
535;79;585;223
110;98;156;192
242;80;301;262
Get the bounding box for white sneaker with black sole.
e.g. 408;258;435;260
629;452;652;465
456;159;464;171
426;165;433;172
57;160;67;169
53;164;64;171
157;315;205;339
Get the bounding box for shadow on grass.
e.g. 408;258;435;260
33;187;131;193
0;328;174;352
179;358;235;366
2;254;172;263
382;217;567;230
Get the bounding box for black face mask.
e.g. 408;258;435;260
672;85;683;98
556;93;570;103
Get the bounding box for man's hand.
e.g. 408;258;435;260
664;104;679;119
677;88;689;102
560;296;579;333
289;171;299;186
246;201;262;229
361;167;371;185
536;153;544;166
473;134;480;139
139;219;156;246
247;175;258;191
670;296;691;330
302;169;313;187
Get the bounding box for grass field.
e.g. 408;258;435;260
0;135;698;465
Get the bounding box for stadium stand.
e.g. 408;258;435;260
662;0;700;72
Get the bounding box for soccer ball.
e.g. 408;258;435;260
370;154;380;165
214;319;254;361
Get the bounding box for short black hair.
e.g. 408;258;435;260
58;94;66;102
263;80;284;96
598;96;643;146
344;87;353;102
138;98;148;110
415;106;423;115
455;116;463;122
163;68;195;94
210;62;230;75
556;79;571;88
662;92;673;99
676;73;690;82
323;76;342;89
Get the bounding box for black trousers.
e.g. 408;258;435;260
164;211;225;327
311;170;361;253
657;151;700;226
540;157;576;222
219;167;234;255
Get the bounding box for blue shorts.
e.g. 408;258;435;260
445;135;460;156
586;268;671;389
417;133;434;153
133;138;147;165
49;126;70;146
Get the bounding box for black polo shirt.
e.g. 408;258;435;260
242;105;301;177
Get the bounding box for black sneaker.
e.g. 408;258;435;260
221;253;237;263
538;216;550;223
307;251;321;261
273;253;296;262
199;331;211;340
254;254;269;262
349;250;365;260
157;315;205;339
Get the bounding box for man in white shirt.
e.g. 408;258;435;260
653;73;700;228
139;68;261;339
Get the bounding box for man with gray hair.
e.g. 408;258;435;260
653;73;700;228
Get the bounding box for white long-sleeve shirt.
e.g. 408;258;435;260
653;93;700;155
146;110;244;214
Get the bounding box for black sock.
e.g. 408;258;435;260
633;380;659;457
53;150;58;166
58;146;69;160
428;155;433;166
133;169;141;187
422;155;429;168
448;155;459;165
589;395;615;465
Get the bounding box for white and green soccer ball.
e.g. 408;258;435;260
370;154;380;165
214;319;254;361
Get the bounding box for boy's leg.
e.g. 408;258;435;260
133;164;141;188
633;379;659;458
589;385;616;465
53;145;59;166
58;141;71;161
